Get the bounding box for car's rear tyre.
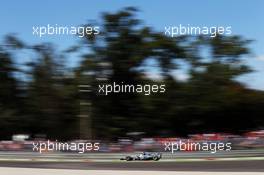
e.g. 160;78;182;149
153;156;160;161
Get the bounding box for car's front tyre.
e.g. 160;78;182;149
126;156;133;161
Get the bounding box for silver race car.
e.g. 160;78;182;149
120;152;162;161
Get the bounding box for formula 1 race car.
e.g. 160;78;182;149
120;152;162;161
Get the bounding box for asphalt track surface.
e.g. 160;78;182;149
1;168;263;175
0;160;263;172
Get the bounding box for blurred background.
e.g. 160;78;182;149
0;0;264;155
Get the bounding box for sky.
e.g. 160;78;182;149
0;0;264;90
